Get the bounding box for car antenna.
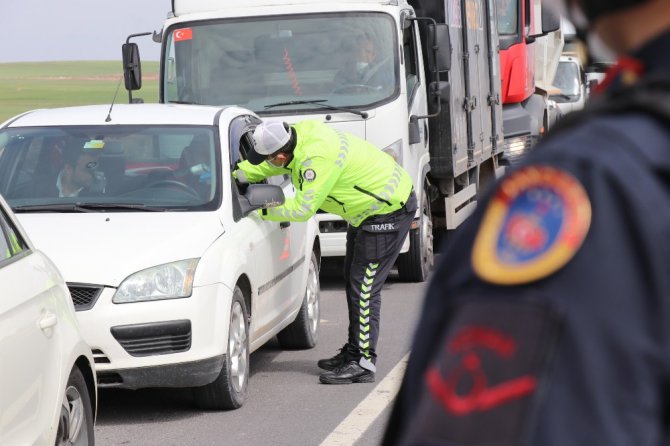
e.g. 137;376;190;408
105;75;124;123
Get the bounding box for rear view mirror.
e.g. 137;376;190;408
122;43;142;91
240;184;285;216
541;6;561;34
427;23;451;72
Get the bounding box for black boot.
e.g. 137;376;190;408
319;361;375;384
317;344;352;371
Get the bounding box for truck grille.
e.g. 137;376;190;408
67;284;103;311
111;320;192;357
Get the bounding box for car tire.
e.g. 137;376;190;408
277;251;320;349
193;286;249;410
56;366;94;446
397;190;434;282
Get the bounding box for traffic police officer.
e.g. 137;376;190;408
235;120;416;384
384;0;670;443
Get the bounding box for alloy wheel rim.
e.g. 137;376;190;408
57;385;87;446
306;258;320;334
229;301;248;392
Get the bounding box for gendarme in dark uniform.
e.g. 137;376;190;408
384;1;670;444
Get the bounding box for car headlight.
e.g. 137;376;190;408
112;259;199;303
382;139;403;164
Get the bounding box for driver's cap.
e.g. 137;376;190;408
248;121;291;165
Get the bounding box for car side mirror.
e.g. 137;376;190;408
239;184;285;216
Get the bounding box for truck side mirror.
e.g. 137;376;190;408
122;43;142;91
427;23;451;72
541;6;561;34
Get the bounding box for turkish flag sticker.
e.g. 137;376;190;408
174;28;193;42
403;299;562;446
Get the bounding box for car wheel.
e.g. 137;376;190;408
277;251;320;349
193;286;249;410
397;190;434;282
56;366;94;446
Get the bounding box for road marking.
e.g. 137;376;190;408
319;352;409;446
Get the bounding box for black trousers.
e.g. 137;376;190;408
343;191;417;371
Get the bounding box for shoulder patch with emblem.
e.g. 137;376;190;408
303;169;316;182
472;166;591;285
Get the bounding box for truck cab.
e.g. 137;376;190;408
496;0;562;163
124;0;505;282
550;54;586;115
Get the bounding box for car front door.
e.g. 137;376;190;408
0;206;63;444
227;115;302;340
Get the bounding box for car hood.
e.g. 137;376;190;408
17;213;224;287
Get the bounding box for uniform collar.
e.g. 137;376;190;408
597;29;670;95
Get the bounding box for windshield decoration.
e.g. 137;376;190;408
174;28;193;42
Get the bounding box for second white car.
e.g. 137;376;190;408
0;103;321;409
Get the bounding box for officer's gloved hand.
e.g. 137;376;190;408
234;169;249;185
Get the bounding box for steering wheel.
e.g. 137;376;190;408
331;83;378;94
147;180;201;198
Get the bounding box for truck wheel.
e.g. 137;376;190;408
397;191;434;282
278;251;320;349
193;286;249;410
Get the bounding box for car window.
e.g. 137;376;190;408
0;126;221;212
0;207;26;261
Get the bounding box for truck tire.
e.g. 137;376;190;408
193;286;249;410
397;191;434;282
277;251;320;349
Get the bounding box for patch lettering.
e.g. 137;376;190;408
472;166;591;285
368;223;396;232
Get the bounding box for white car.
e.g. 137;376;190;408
0;104;321;409
0;193;96;445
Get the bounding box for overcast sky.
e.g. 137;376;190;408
0;0;171;62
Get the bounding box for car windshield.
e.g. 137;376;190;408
0;126;220;211
162;12;398;114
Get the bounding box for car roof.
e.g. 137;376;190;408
3;104;254;128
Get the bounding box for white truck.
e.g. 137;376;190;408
123;0;505;282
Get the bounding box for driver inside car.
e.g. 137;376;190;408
56;139;105;198
177;134;213;198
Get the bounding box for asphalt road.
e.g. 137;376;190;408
94;259;431;446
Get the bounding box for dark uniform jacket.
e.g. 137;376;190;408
385;30;670;445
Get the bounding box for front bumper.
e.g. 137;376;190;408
97;355;225;389
75;282;233;389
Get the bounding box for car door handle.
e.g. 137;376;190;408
280;221;291;229
39;312;58;331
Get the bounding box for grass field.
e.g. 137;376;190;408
0;61;159;123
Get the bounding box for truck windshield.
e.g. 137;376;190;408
0;126;220;211
496;0;518;35
162;13;398;114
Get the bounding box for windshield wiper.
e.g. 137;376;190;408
167;100;198;105
72;203;169;212
264;99;368;119
13;203;168;213
13;203;96;213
